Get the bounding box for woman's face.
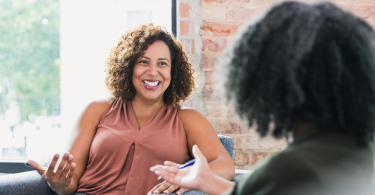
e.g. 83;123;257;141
132;40;172;102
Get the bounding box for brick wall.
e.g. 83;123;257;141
178;0;375;170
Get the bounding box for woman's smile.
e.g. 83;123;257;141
143;79;162;90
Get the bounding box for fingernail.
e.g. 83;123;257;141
150;167;154;171
155;171;159;174
54;154;59;159
69;155;73;160
164;191;168;194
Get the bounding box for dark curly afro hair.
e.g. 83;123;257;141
223;1;375;145
104;24;196;107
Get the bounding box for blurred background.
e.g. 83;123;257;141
2;0;374;171
0;0;172;165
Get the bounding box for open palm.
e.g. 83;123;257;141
151;145;211;191
28;152;76;194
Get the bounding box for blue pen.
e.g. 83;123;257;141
157;159;196;180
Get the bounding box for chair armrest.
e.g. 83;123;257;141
181;190;208;195
154;190;207;195
218;135;234;158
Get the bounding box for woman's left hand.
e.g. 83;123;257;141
148;180;189;195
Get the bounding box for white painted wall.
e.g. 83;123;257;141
60;0;171;145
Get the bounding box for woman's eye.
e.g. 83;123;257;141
159;62;167;65
139;60;148;64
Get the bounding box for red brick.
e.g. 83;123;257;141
234;150;250;166
204;0;249;2
180;39;195;54
334;0;374;7
202;54;218;70
205;71;214;84
234;134;286;150
202;7;226;21
201;23;241;37
222;121;250;134
228;7;256;21
180;20;193;36
207;117;231;133
369;19;375;29
362;7;375;20
202;38;227;52
249;0;288;9
203;86;221;101
205;101;228;117
346;7;374;19
180;2;192;18
251;152;271;166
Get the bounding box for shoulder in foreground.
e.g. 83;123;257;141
237;151;321;195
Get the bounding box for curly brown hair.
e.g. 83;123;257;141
104;24;196;107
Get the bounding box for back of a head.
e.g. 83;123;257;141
224;1;375;145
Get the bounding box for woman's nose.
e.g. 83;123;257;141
148;65;157;76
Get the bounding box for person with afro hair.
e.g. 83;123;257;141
151;2;375;195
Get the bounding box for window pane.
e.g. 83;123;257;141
0;0;172;165
0;0;60;161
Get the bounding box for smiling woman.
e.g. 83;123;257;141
25;24;235;195
132;41;172;102
105;24;195;107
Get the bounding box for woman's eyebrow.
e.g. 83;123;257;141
159;58;170;62
142;56;150;59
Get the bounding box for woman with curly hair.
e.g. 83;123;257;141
151;2;375;195
27;24;235;195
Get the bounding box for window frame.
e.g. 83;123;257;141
0;0;178;174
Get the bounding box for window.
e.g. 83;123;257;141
0;0;176;173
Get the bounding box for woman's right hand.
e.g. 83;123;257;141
28;152;76;194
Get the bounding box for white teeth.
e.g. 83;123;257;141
144;81;159;87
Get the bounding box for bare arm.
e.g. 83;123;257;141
26;100;111;195
179;108;235;180
60;100;110;194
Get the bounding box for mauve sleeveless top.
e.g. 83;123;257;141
76;98;191;195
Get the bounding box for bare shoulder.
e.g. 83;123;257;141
178;106;212;136
90;97;113;109
178;106;205;119
79;98;113;127
85;98;113;116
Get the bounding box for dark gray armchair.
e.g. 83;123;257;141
0;135;246;195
